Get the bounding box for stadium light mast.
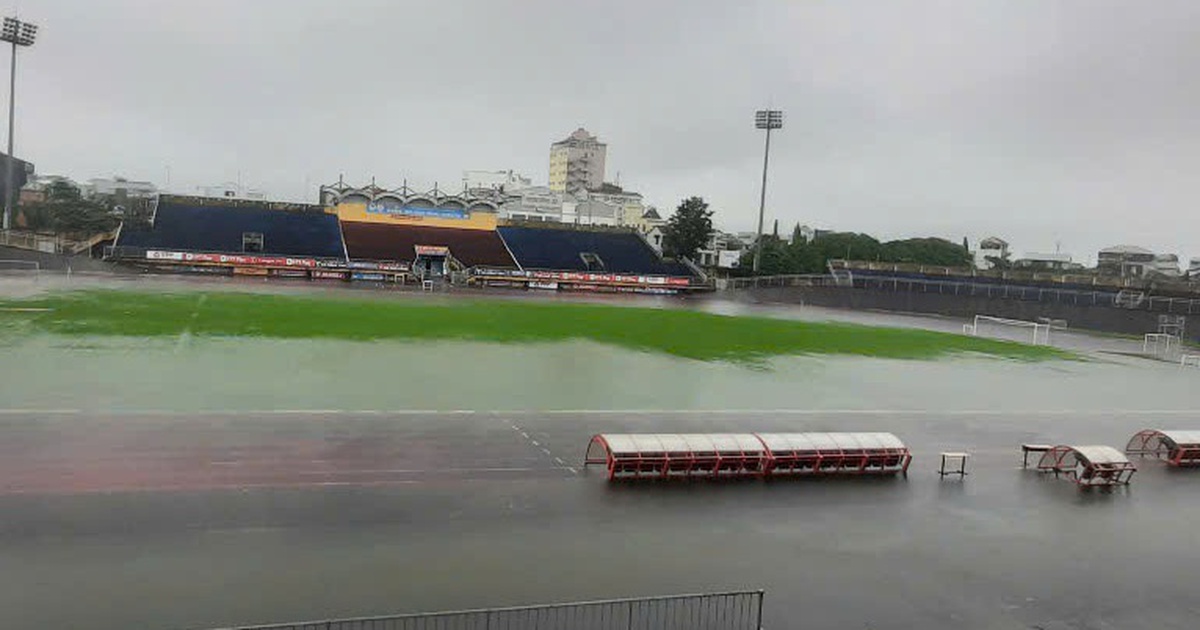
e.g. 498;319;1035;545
752;109;783;274
1;17;37;231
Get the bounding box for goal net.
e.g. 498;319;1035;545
964;315;1051;345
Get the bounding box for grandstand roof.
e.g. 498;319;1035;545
341;221;516;267
497;226;695;277
116;199;346;258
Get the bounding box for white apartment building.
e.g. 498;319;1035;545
549;128;606;194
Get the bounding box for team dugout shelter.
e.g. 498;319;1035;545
1126;430;1200;466
1035;445;1136;486
584;432;912;481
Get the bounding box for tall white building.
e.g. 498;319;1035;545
549;128;606;194
462;170;531;195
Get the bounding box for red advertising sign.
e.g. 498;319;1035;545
414;245;450;257
469;267;692;287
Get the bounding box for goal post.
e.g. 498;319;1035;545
0;259;40;280
1144;333;1181;358
965;315;1052;346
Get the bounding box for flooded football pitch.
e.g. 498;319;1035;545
2;276;1199;629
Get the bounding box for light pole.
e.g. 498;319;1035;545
752;109;783;274
1;17;37;231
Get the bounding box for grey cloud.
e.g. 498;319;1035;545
10;0;1200;263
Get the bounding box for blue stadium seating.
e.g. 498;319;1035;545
497;226;694;276
117;200;346;259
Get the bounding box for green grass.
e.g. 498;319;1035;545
0;289;1072;362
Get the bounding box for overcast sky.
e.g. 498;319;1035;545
9;1;1200;264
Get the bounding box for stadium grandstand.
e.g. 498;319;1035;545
498;225;692;276
471;225;704;293
341;222;515;281
109;195;349;279
107;182;709;293
323;181;707;293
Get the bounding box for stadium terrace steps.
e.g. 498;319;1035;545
497;226;694;277
116;200;345;258
341;221;516;268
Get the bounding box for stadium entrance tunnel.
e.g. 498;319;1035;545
584;433;912;481
1126;430;1200;466
1035;445;1136;486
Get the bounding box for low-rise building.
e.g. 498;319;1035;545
579;183;645;227
975;236;1010;269
563;198;619;226
86;176;157;199
1152;253;1182;277
498;186;563;222
197;182;266;200
696;231;746;269
1097;245;1157;277
463;170;531;196
1012;252;1082;271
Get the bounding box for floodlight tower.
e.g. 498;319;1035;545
1;17;38;230
752;109;783;274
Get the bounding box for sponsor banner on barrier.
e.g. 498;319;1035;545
233;267;269;276
316;259;350;269
469;267;693;287
563;283;677;295
367;201;468;221
529;281;559;290
414;245;450;257
146;250;318;268
347;260;410;272
157;264;231;276
351;272;386;281
270;268;309;278
312;270;348;280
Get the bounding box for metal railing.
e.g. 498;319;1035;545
205;590;765;630
726;272;1200;315
1;228;111;255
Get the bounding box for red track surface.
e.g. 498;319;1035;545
0;417;554;495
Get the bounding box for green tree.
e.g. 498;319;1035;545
662;196;714;260
21;180;118;236
880;237;971;266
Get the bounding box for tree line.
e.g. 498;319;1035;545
657;196;971;275
744;229;972;275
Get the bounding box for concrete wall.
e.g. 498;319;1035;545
744;285;1197;342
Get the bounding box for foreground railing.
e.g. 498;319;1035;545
205;590;765;630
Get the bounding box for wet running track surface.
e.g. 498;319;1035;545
3;410;1200;630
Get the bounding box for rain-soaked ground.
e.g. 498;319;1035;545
2;274;1199;629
